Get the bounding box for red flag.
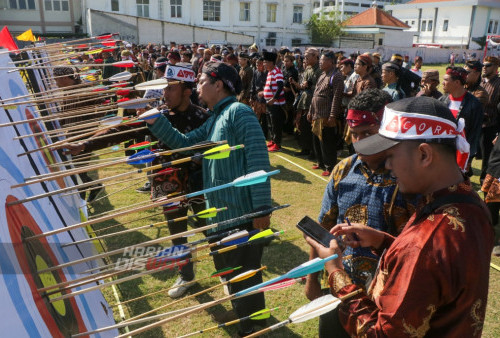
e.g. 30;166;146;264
0;26;19;51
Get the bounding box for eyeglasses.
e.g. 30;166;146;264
483;63;494;68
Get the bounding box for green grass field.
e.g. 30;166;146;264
88;64;500;337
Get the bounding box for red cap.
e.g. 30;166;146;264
346;108;384;128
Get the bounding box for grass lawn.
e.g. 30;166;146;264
88;65;500;337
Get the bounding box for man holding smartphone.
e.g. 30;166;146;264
305;89;414;337
307;97;494;337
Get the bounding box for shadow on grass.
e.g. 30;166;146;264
271;164;312;185
261;238;309;276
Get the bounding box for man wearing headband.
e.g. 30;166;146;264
480;56;500;182
143;62;272;336
305;89;413;338
306;96;494;337
60;64;210;296
416;69;442;99
440;66;483;175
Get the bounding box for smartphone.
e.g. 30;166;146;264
297;216;337;248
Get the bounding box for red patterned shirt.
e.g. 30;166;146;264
329;179;494;337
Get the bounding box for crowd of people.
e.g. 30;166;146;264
60;40;500;337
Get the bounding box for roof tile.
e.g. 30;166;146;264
344;7;410;29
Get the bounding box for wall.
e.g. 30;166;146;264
87;9;254;46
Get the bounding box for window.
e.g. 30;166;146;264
203;1;220;21
379;38;383;45
427;20;433;31
411;20;415;25
267;4;277;23
421;20;426;31
9;0;36;9
291;38;301;47
293;6;303;24
111;0;119;11
488;20;499;34
137;0;149;17
361;3;370;7
443;19;448;32
266;32;276;46
239;2;250;21
313;1;320;8
171;0;182;18
44;0;68;11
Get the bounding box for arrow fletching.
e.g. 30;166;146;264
113;60;136;68
233;169;280;187
202;144;238;160
126;149;155;164
211;266;242;278
138;107;161;121
289;294;341;324
117;97;155;109
229;267;265;283
195;207;224;219
248;229;274;241
155;244;190;260
100;115;124;127
109;71;133;82
135;78;169;91
249;307;278;321
127;141;158;151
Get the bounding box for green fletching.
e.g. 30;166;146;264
195;207;220;218
211;266;242;278
249;307;277;320
128;141;158;151
203;144;231;160
249;229;274;241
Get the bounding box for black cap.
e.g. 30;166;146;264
203;61;242;95
262;51;277;63
465;59;482;72
354;97;456;155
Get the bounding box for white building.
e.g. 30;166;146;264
386;0;500;49
312;0;408;20
82;0;316;48
0;0;82;35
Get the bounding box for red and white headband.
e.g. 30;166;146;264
380;107;470;171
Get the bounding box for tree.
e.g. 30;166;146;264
306;10;344;46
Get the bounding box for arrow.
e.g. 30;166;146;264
31;200;282;276
107;266;243;308
123;267;268;322
3;60;138;72
178;307;278;338
10;144;243;204
43;229;280;298
133;78;180;91
246;289;364;338
234;254;338;298
71;274;296;338
15;141;227;188
60;207;227;248
116;267;308;337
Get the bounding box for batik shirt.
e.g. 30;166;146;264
319;155;413;287
329;179;494;337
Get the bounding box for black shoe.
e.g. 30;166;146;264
136;182;151;194
237;328;254;337
294;150;311;156
86;184;103;203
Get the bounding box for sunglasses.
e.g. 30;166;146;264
483;63;494;68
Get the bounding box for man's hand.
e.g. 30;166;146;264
266;98;276;106
305;276;323;301
331;223;386;250
304;236;343;273
326;116;341;129
252;215;270;230
56;143;85;156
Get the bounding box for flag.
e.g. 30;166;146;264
0;26;18;51
16;29;36;42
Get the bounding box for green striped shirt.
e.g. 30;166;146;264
149;96;271;232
